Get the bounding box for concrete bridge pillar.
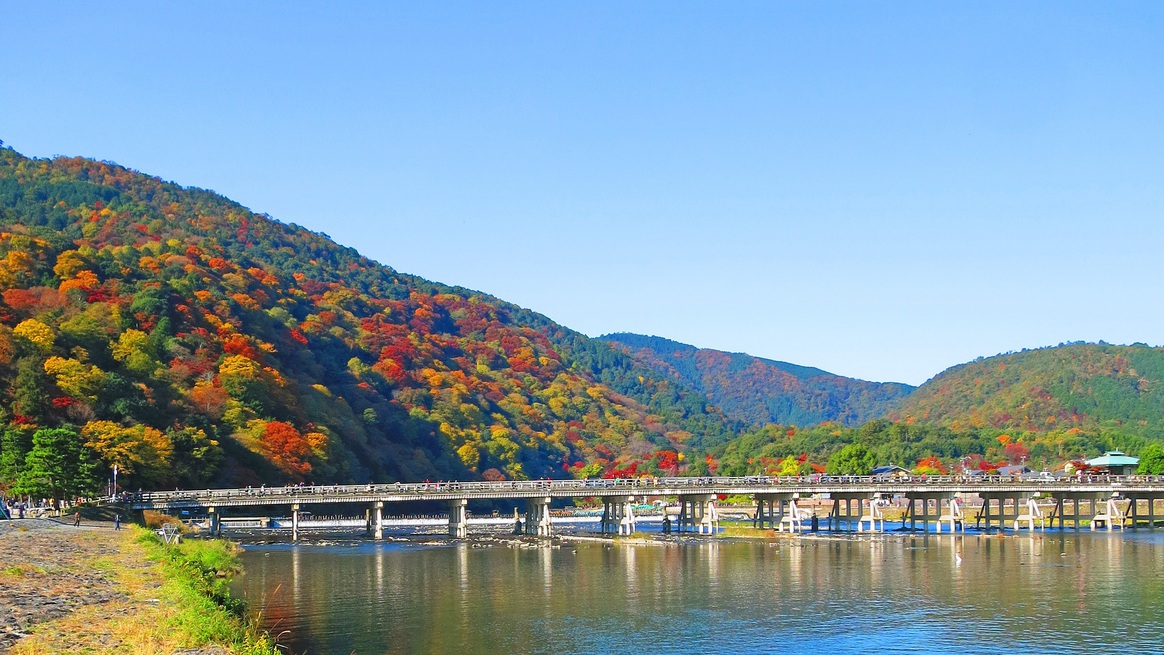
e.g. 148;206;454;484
755;493;799;531
291;503;300;542
1051;492;1107;530
828;493;874;532
449;499;468;538
207;506;221;536
1126;493;1163;529
369;501;383;540
678;494;718;535
600;497;636;535
753;495;776;530
902;493;955;532
525;497;553;537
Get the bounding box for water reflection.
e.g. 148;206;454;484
234;533;1164;655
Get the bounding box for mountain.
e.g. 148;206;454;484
893;342;1164;434
599;333;914;428
0;147;739;494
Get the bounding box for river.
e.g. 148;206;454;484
232;529;1164;654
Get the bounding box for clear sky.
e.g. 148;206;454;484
2;3;1162;385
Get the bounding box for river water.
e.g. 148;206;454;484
233;530;1164;655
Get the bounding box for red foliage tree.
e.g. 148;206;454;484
262;421;313;480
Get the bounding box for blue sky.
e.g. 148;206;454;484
2;3;1162;385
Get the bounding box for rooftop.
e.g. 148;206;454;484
1086;451;1140;467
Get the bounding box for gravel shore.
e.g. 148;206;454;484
0;519;125;653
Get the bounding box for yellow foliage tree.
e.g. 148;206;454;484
44;356;106;403
13;319;55;354
82;420;174;486
53;249;90;279
111;329;158;377
456;443;481;471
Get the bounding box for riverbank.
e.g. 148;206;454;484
0;519;276;654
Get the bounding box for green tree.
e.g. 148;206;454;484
0;425;34;486
11;356;50;421
168;427;224;487
826;444;875;475
1137;443;1164;475
12;428;99;502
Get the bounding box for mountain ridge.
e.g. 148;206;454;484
893;341;1164;435
599;332;915;428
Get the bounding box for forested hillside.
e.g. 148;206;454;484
5;146;1163;501
893;343;1164;434
600;333;914;427
0;147;738;497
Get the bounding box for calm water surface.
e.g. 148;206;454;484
233;531;1164;655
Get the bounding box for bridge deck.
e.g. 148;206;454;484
126;475;1164;511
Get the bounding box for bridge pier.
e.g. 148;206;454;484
903;493;955;532
207;506;221;536
1051;492;1108;530
600;496;637;535
525;497;553;537
449;499;468;538
857;495;887;533
936;497;964;533
753;493;795;530
1124;493;1162;529
291;503;300;542
368;501;383;539
828;493;872;532
1090;496;1126;531
1013;497;1045;530
975;493;1030;531
678;494;719;534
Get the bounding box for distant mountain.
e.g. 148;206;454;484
599;333;915;427
0;147;739;493
892;342;1164;434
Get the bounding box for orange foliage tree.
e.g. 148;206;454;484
262;421;313;480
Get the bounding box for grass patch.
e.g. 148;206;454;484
718;525;778;538
2;563;46;576
134;529;274;653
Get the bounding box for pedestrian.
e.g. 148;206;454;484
114;513;121;531
74;512;81;527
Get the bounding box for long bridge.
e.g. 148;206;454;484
126;474;1164;540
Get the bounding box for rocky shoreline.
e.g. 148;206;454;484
0;520;126;653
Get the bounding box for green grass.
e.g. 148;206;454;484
2;563;46;576
135;528;277;655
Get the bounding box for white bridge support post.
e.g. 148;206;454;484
858;496;886;533
619;497;637;535
937;497;964;533
207;506;221;536
782;499;809;533
449;499;468;538
525;497;553;537
1090;496;1126;531
369;501;383;539
291;503;300;542
1014;497;1043;531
